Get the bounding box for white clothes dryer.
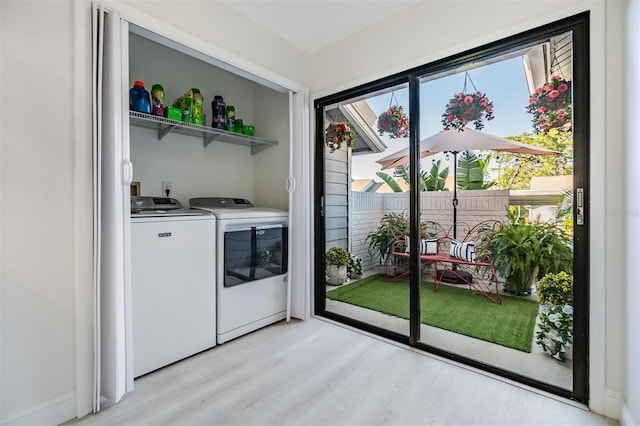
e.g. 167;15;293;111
189;197;288;344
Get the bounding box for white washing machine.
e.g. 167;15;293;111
131;196;216;377
189;197;288;344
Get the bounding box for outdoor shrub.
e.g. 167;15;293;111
326;247;349;266
536;304;573;361
489;221;572;295
536;271;573;306
366;212;409;264
347;254;363;277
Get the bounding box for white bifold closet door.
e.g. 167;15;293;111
91;3;133;411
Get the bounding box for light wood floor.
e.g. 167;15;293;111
72;318;617;426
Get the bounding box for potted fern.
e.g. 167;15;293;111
326;246;350;285
489;222;572;295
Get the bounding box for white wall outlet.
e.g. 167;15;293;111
162;181;172;197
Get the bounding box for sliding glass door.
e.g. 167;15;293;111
314;13;589;402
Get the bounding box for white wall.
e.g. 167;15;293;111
624;2;640;425
0;1;93;424
309;0;624;420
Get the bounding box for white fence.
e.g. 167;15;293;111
350;190;510;272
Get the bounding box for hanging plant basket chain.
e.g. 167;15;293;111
377;90;410;138
441;72;495;132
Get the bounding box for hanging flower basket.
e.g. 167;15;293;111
325;121;355;153
441;91;495;131
377;105;410;138
526;75;572;134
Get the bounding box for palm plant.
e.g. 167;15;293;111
456;151;495;190
376;161;449;192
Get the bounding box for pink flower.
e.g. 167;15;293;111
537;106;547;113
485;105;493;112
487;116;495;121
479;97;488;106
558;83;569;92
551;75;562;81
557;109;566;119
536;87;544;95
455;93;463;100
548;90;560;99
544;83;554;92
447;115;455;122
463;95;473;104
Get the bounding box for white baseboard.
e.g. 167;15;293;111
604;388;623;421
620;399;637;426
1;391;76;426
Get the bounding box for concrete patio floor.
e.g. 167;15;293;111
325;271;573;390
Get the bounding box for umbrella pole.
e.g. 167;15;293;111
452;151;459;240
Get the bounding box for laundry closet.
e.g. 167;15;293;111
124;24;295;379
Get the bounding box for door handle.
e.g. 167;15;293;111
576;188;584;225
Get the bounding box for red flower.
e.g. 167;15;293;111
526;77;572;134
441;91;494;131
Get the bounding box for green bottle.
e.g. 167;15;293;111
226;105;236;132
150;84;164;116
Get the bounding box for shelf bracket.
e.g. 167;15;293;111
251;145;271;155
204;133;224;148
158;124;178;140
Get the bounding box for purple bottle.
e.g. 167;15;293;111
211;95;226;130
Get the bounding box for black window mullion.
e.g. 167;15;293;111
409;75;421;345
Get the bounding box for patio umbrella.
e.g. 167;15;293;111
375;128;561;237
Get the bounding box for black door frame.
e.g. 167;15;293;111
314;12;589;403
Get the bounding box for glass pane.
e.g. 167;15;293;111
417;32;574;391
323;84;412;336
224;226;287;286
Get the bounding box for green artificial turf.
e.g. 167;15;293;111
326;274;539;352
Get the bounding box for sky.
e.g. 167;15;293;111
352;57;534;180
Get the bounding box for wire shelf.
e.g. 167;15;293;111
129;111;278;154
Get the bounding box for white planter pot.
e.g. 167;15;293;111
326;264;347;286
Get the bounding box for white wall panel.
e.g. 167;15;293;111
0;1;80;424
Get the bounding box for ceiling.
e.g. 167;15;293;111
220;0;421;54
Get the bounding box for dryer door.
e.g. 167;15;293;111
224;225;288;287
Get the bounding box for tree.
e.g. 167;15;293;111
493;130;573;189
